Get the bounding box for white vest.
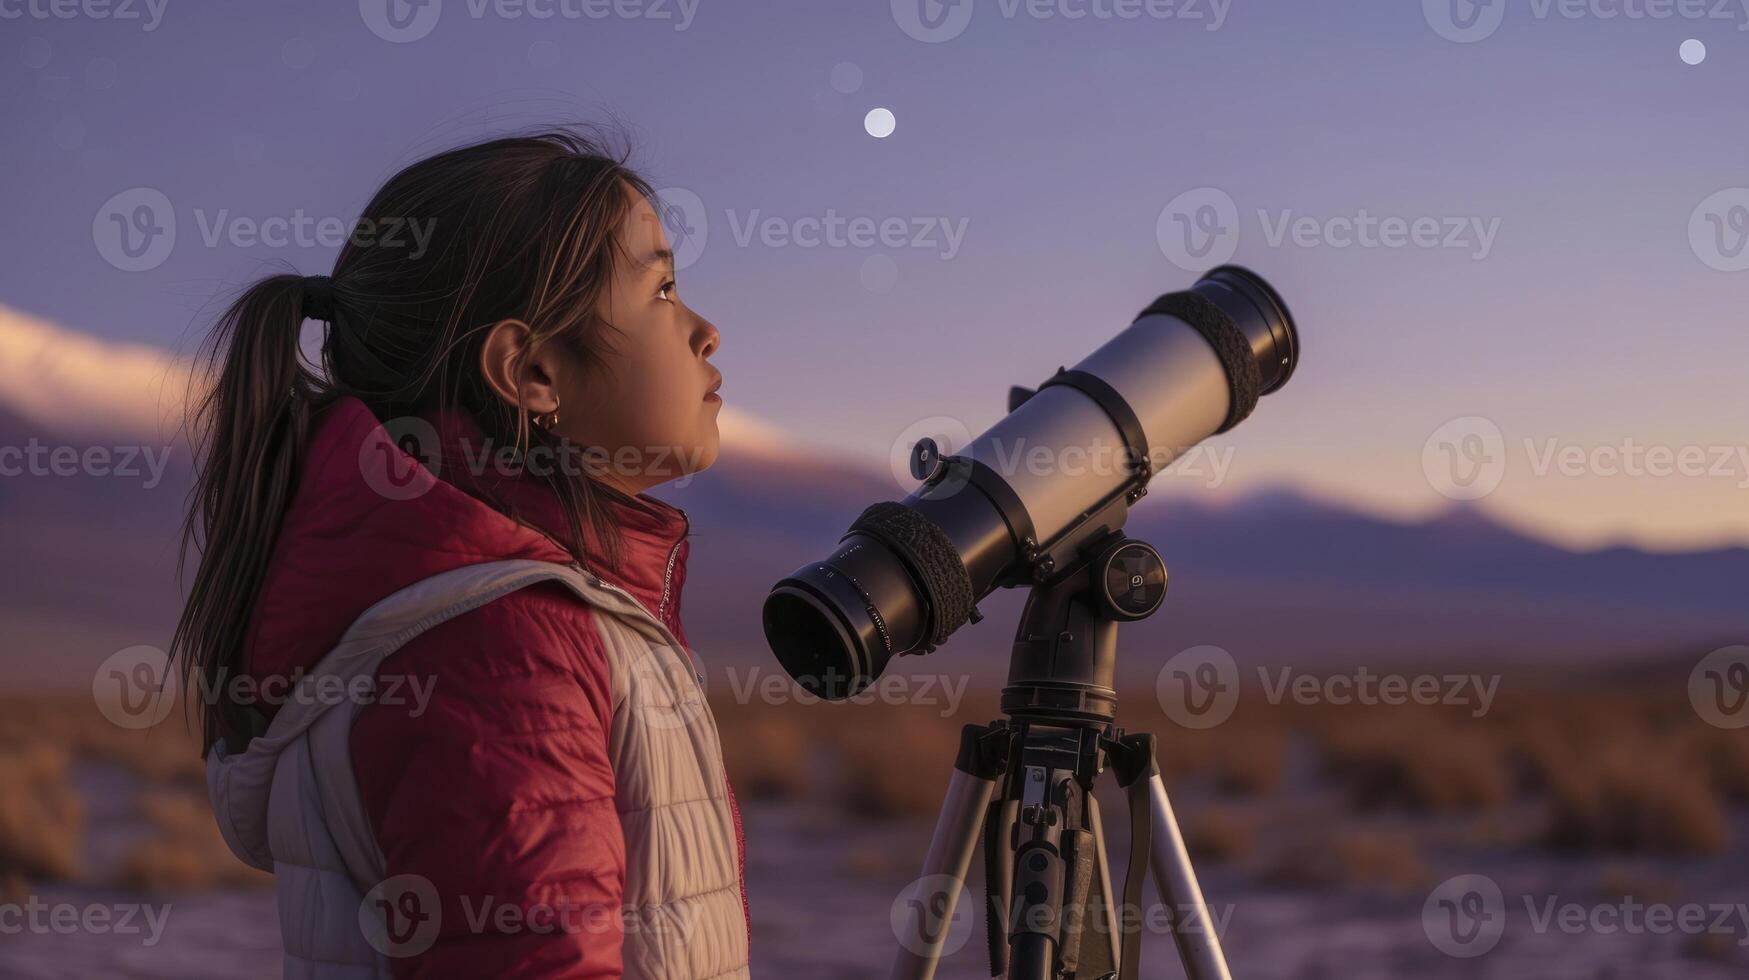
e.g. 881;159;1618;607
206;559;750;979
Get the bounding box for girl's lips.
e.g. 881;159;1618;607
704;391;722;404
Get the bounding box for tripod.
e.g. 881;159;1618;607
889;528;1233;980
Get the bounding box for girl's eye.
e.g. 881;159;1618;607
658;280;676;302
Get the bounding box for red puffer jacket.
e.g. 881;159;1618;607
241;396;750;978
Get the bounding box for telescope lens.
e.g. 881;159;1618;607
1192;265;1299;394
763;532;924;700
763;586;864;700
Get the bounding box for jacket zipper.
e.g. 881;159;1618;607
657;536;682;627
657;515;704;685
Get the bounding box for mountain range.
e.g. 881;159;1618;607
1;303;1741;691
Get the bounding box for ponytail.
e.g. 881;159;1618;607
172;273;328;755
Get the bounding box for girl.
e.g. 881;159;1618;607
176;129;748;979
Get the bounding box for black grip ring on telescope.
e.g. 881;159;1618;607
1037;368;1153;484
1134;290;1260;433
845;501;976;649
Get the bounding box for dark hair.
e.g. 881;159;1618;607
173;125;656;753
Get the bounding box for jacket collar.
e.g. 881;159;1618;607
424;402;693;634
243;397;692;688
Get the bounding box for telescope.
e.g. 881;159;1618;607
761;266;1300;980
763;265;1297;703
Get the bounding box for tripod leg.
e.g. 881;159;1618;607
890;726;1002;980
1086;794;1123;972
1146;773;1233;980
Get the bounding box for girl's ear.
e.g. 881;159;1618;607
479;318;560;414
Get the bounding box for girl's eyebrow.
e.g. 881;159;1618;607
642;248;674;274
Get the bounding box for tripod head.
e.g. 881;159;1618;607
1001;503;1168;726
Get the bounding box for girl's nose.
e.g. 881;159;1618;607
694;311;720;358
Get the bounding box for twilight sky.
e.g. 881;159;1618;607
2;0;1745;550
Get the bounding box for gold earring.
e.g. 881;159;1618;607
534;406;560;430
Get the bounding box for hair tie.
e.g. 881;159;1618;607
301;275;336;321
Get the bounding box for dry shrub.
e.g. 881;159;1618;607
1181;805;1255;863
1684;726;1749;803
829;710;960;819
1683;930;1745;967
119;790;271;891
1594;864;1681;905
717;708;811;801
0;696;204;786
74;723;205;786
1542;737;1727;856
1209;725;1287;797
1152;713;1285;798
1316;713;1507;813
1499;716;1575;795
0;743;84;881
841;845;912;879
1261;829;1430;893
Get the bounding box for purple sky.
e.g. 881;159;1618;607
3;0;1746;550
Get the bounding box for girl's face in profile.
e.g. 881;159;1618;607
556;182;724;493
